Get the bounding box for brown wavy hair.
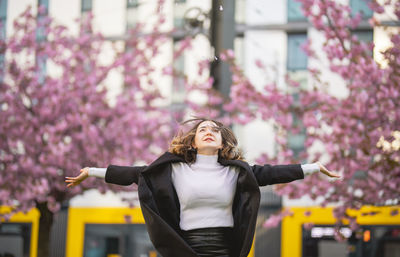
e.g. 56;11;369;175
168;117;244;163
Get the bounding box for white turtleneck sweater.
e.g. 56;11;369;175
171;154;240;230
88;155;319;230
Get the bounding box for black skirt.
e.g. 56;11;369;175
182;227;233;257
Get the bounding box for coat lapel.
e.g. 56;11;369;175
218;157;261;257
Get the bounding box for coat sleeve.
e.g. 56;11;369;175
105;165;147;185
251;163;304;186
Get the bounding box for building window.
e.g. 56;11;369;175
287;33;308;71
36;55;47;84
126;0;139;30
0;0;8;39
0;53;4;79
127;0;138;8
287;0;307;22
350;0;373;18
36;0;48;83
352;30;373;43
287;92;306;158
38;0;49;14
352;29;373;57
81;0;92;13
0;0;7;80
287;33;308;156
36;0;49;41
173;0;186;28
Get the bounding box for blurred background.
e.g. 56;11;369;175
0;0;399;257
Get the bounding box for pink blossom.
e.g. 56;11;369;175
124;215;132;223
255;59;264;69
303;222;314;230
226;49;234;58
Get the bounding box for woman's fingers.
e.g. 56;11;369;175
65;176;81;187
324;170;341;178
65;168;89;188
318;162;341;178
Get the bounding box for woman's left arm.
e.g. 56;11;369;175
251;162;340;186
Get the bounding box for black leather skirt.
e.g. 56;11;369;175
182;227;233;257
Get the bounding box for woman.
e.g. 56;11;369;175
66;118;340;257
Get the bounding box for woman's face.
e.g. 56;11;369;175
192;120;223;155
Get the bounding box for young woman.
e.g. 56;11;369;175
66;118;340;257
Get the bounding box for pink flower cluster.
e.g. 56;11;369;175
0;2;175;217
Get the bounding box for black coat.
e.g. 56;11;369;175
105;151;304;257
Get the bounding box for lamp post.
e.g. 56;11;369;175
182;1;236;99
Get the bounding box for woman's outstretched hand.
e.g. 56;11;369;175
317;162;341;178
65;167;89;188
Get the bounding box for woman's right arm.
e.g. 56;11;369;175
65;165;147;188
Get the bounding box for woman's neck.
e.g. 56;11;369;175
196;148;219;155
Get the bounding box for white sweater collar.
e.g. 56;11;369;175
190;154;222;171
196;153;218;163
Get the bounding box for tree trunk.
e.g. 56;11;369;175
36;202;54;257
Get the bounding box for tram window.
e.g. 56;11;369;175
0;223;31;257
318;240;347;257
303;238;348;257
385;242;400;257
83;224;158;257
302;225;400;257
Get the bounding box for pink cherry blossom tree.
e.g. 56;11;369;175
208;0;400;239
0;3;179;256
289;0;400;236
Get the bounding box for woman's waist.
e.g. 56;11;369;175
179;208;234;231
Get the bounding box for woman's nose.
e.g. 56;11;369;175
205;128;214;134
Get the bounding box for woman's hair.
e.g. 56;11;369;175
168;117;244;163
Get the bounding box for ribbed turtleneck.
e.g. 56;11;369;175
171;153;240;231
190;154;221;171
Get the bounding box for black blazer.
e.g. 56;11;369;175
105;151;304;257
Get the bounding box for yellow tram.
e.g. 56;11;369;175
0;207;39;257
1;205;399;257
0;206;254;257
281;206;400;257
